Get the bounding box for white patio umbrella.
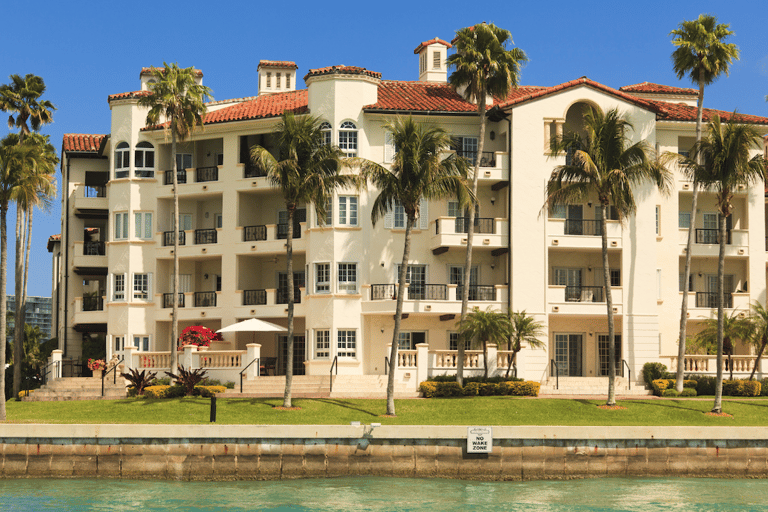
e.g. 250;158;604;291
217;318;287;334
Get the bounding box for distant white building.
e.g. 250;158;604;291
6;295;53;342
49;38;768;388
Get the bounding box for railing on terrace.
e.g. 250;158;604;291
695;292;733;309
163;231;186;246
695;229;731;245
398;350;417;368
564;285;605;303
162;292;185;308
371;284;398;300
198;350;245;368
431;350;482;370
277;223;302;240
138;352;172;369
84;185;106;198
243;225;267;242
408;284;447;300
456;285;496;301
194;291;217;307
452;217;495;234
164;169;188;185
456;150;496;167
496;351;515;373
83;241;105;256
194;229;217;244
243;289;267;305
564;219;603;236
276;288;302;304
667;354;756;373
195;166;218;183
244;163;267;178
82;296;104;311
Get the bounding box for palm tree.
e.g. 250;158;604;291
138;63;212;376
359;116;471;416
547;107;671;406
0;74;56;144
690;309;753;382
447;23;527;386
505;310;545;378
456;307;511;378
251;112;354;409
681;115;765;412
747;302;768;381
670;14;739;393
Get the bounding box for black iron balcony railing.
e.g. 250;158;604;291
695;292;733;309
194;229;217;244
564;219;603;236
162;292;185;308
276;288;302;304
83;241;105;256
371;284;398;300
84;185;106;198
194;291;217;308
453;217;495;234
695;229;731;245
565;285;605;302
163;231;186;246
456;150;496;168
244;163;267;178
277;223;302;240
82;295;104;311
195;166;218;183
408;284;447;301
243;289;267;305
456;285;496;301
164;169;188;185
243;225;267;242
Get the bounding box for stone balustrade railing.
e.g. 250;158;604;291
398;350;418;368
665;355;758;374
197;350;245;368
431;350;482;369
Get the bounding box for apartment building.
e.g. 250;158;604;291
6;295;53;343
50;37;768;386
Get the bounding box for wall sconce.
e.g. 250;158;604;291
490;263;495;269
587;265;592;272
206;151;211;157
490;197;496;205
380;261;385;267
204;274;209;279
381;328;385;333
698;272;702;277
273;256;278;264
490;131;496;141
587;202;593;207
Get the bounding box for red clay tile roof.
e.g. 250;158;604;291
108;90;151;102
647;99;768;125
47;234;60;253
140;67;203;77
62;134;107;153
143;89;309;130
413;38;452;54
258;60;298;70
364;81;477;113
304;66;381;81
620;82;698;96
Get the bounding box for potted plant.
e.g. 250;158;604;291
87;358;106;379
177;325;222;351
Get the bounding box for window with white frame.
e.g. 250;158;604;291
419;52;426;74
679;211;691;229
337;330;356;358
133;335;150;351
338;263;358;293
657;269;662;300
276;73;281;89
114;336;124;352
175;153;193;170
433;51;441;69
679;273;693;292
384;131;396;163
266;72;271;88
595;268;621;287
339;121;358;157
394;202;405;228
285;74;291;89
115;142;129;178
315;263;330;293
338;196;358;226
449;332;471;351
315;330;330;358
113;274;125;301
134;212;152;240
398;331;426;350
315;198;332;227
319;122;332;147
133;273;150;300
448;200;460;218
655;205;660;235
134;141;155;178
115;212;128;240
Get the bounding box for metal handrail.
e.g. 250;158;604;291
101;357;125;397
622;359;631;390
550;359;559;390
240;357;260;393
329;356;339;393
512;362;517;379
384;356;390;375
41;359;61;386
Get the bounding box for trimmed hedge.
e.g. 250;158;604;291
419;380;539;398
680;388;697;397
662;388;679;397
658;376;763;397
722;380;761;397
651;379;696;396
642;362;667;386
142;385;226;399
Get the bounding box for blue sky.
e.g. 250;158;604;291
2;0;766;297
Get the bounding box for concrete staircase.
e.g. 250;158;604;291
223;375;420;399
329;375;419;399
23;376;128;401
539;377;652;396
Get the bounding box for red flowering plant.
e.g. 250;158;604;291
177;325;222;350
87;358;106;371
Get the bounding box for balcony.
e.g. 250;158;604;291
83;241;105;256
695;229;730;245
195;166;219;183
276;288;302;304
694;292;733;309
681;291;749;318
548;285;623;315
163;231;186;246
243;226;267;242
232;288;307;318
82;295;104;311
162;293;185;308
277;223;303;240
243;289;267;305
73;184;108;215
547;218;622;250
73;296;107;324
363;283;505;316
244;163;267;178
235;223;307;254
194;229;217;244
457;150;496;168
679;229;747;257
164;169;189;185
431;217;507;254
73;241;107;270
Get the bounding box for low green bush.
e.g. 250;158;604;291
436;382;463;397
224;381;236;389
462;382;480;396
428;375;456;383
194;385;227;397
662;388;679;397
761;378;768;397
419;381;438;398
723;380;761;397
642;362;667;387
651;379;669;395
680;388;697;397
478;383;499;396
419;380;539;398
143;385;185;399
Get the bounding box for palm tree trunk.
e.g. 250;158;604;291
505;340;513;378
458;95;487;386
676;183;698;392
171;132;179;376
387;214;415;416
12;204;24;397
601;203;617;406
283;206;295;409
0;202;8;418
23;208;32;319
748;337;766;381
713;209;727;413
482;339;488;378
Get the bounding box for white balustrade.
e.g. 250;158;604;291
666;355;757;374
197;350;245;368
430;350;482;369
138;352;172;370
398;350;418;368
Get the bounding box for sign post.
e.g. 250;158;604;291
467;426;492;453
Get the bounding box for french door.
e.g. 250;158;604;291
554;334;583;376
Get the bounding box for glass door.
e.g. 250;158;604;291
598;334;622;376
278;335;306;376
554;334;583;376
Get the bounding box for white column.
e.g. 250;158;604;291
416;343;429;384
51;349;63;379
124;346;137;371
246;343;261;379
487;343;498;376
182;344;196;370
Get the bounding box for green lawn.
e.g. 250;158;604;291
5;396;768;426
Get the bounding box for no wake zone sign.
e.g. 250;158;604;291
467;426;493;453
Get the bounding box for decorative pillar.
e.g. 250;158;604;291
51;349;63;379
487;343;498;376
416;343;429;384
182;344;196;370
124;346;137;372
246;343;261;379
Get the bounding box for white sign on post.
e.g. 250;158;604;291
467;426;492;453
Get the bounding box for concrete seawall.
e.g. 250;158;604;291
2;425;767;480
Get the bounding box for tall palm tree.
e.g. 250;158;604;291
139;63;212;375
547;108;671;406
359;116;471;416
251;112;354;409
456;306;511;378
690;309;753;381
670;14;739;393
681;115;765;412
747;302;768;381
0;74;56;144
505;310;545;378
447;23;527;386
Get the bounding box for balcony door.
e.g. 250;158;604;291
554;334;583;376
553;268;583;301
706;274;734;308
278;335;306;376
564;205;583;235
598;334;622;376
278;271;305;304
397;264;426;299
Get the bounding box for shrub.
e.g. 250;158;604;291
642;362;667;387
478;383;499;396
692;376;717;396
680;388;697;397
436;382;463;397
153;377;171;386
224;381;236;389
165;366;208;396
144;385;170;399
515;381;540;397
121;368;157;396
194;385;227;397
723;379;761;397
662;389;679;397
651;379;669;396
428;375;457;383
462;382;480;396
419;381;438;398
761;378;768;396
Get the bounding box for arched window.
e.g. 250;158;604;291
134;141;155;178
339;121;357;157
115;142;130;178
319;122;332;146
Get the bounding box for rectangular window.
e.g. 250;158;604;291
655;205;660;235
449;332;471;351
448;200;460;218
433;51;441;69
338;196;358;226
550;205;566;219
594;205;619;221
420;52;426;74
134;212;152;240
266;72;271;88
114;336;124;352
276;73;281;88
679;211;690;229
398;332;413;350
338;263;357;293
114;274;125;301
133;273;149;300
337;330;356;358
133;335;150;352
285;74;291;89
596;268;621;288
315;263;330;293
679;273;693;292
657;269;662;300
394;203;405;228
315;330;330;358
598;334;621;376
115;213;128;240
175;153;192;170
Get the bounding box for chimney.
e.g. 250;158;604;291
257;61;298;95
413;38;452;82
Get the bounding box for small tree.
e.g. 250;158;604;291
690;310;753;381
456;306;512;378
747;302;768;381
505;310;545;378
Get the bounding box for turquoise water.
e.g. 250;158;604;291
1;477;767;511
